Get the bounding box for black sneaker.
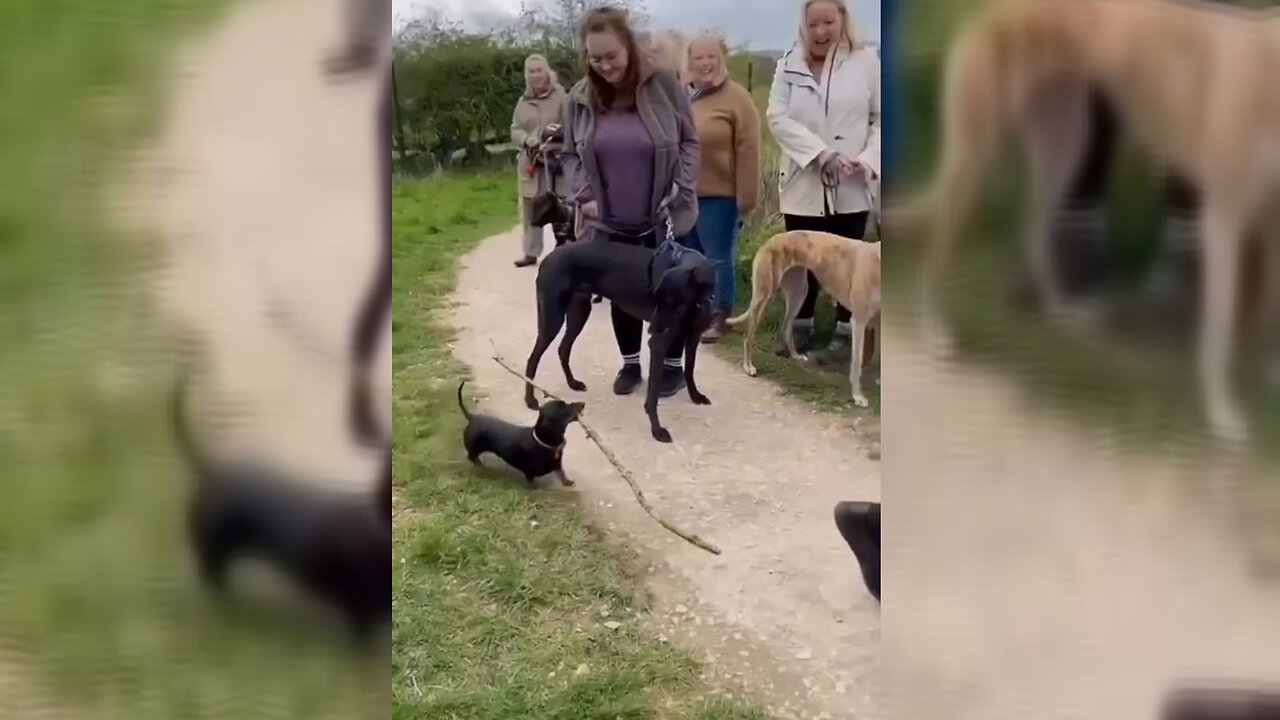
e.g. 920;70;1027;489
657;366;686;398
612;364;643;395
514;256;537;268
813;331;853;368
776;321;816;358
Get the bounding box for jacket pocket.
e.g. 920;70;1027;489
777;156;802;192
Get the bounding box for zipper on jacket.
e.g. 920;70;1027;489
822;52;838;217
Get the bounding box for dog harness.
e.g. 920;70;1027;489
647;239;708;296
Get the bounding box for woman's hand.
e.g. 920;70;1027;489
581;201;599;219
837;155;861;179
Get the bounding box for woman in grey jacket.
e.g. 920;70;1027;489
560;7;701;398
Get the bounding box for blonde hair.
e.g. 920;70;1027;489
799;0;860;52
685;32;731;83
647;29;689;79
523;53;558;92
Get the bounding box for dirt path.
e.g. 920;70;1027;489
117;0;387;488
449;228;883;720
885;320;1280;720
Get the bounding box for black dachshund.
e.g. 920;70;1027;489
459;381;583;488
173;362;390;638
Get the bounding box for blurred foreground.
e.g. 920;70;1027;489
0;0;388;717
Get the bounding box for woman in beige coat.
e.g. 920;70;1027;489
511;54;569;267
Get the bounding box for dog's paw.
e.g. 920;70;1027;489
567;379;587;392
795;353;811;363
852;393;870;408
524;395;540;411
652;427;673;443
690;391;711;406
743;363;758;377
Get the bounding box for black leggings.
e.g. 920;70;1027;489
604;231;684;362
784;212;871;322
1070;88;1197;217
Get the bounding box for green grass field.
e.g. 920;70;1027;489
0;1;389;718
893;0;1280;459
391;171;768;720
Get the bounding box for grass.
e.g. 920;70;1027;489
892;0;1280;460
0;1;389;718
391;170;769;720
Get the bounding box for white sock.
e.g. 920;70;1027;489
622;353;641;367
663;357;683;370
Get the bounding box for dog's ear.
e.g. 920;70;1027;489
569;402;585;418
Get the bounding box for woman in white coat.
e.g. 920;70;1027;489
766;0;880;365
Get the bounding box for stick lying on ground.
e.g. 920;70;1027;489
487;343;722;556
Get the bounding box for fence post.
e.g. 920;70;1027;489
390;61;409;167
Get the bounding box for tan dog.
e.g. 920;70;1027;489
727;230;882;407
898;0;1280;444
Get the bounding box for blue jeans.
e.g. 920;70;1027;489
692;196;739;311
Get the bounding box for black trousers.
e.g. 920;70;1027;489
784;212;872;323
603;230;684;362
1069;88;1198;217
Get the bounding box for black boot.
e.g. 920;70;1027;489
813;323;854;368
514;255;537;268
1140;213;1199;330
657;365;686;398
776;318;816;357
612;364;643;396
1013;205;1109;311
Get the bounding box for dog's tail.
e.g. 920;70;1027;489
726;237;781;327
457;380;473;421
171;353;213;483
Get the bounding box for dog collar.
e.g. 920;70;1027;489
532;429;565;456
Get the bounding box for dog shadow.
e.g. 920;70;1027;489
464;455;577;491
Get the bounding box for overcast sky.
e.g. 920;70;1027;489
392;0;881;51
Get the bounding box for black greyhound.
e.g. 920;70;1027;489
523;239;715;443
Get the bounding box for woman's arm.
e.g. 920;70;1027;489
671;77;701;212
766;57;830;170
733;84;762;214
510;102;534;148
558;99;595;205
855;53;882;180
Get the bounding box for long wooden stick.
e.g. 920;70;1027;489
487;344;722;556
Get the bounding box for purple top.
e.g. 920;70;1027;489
593;109;656;235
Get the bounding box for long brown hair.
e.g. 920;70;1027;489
578;6;643;109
